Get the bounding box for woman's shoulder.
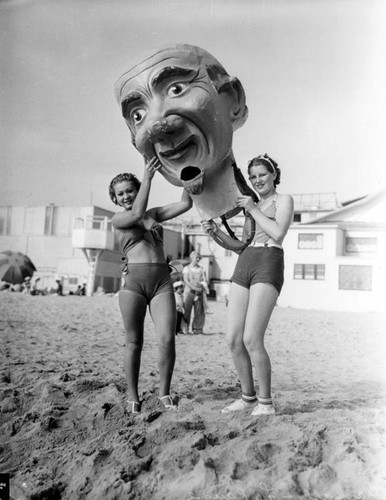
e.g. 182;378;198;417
276;193;294;215
276;192;293;200
111;211;120;223
276;193;294;204
111;211;128;228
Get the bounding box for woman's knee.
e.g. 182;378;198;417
157;333;175;351
124;337;143;351
227;330;245;353
244;337;266;356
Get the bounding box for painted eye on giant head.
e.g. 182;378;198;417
131;109;145;124
167;82;188;97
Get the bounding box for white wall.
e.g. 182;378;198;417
278;225;385;312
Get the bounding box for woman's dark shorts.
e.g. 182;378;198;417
121;263;173;304
231;246;284;294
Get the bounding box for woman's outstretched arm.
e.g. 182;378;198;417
148;188;193;222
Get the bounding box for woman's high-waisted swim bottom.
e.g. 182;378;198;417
121;263;173;304
231;246;284;294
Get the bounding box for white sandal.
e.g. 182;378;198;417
251;404;276;416
126;401;141;414
251;396;276;416
159;395;178;410
221;398;256;414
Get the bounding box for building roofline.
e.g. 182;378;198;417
303;188;386;224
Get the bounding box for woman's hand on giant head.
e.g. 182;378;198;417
202;220;218;235
236;195;255;213
144;157;162;181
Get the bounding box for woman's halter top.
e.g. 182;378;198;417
116;221;164;254
252;194;278;244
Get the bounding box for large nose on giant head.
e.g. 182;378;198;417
147;115;184;143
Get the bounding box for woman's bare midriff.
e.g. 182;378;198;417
125;240;166;263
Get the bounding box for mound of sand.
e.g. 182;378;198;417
1;293;385;499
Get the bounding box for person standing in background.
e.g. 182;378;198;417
31;277;41;295
23;277;31;294
182;251;208;335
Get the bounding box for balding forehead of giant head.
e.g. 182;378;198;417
114;44;230;103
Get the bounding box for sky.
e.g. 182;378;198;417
1;0;386;215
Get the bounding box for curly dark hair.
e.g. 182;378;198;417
247;154;281;187
108;173;141;205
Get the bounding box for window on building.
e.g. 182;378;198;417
298;233;323;249
294;264;325;280
294;264;303;280
44;205;56;235
339;265;372;291
0;206;11;235
68;277;78;285
345;237;377;254
293;213;301;223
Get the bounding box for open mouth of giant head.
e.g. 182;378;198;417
180;166;205;195
159;136;205;195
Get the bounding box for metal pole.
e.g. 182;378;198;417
181;221;186;258
86;249;102;296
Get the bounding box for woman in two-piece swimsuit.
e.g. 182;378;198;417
109;158;192;413
203;154;294;416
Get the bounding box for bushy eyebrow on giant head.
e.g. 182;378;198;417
120;66;198;119
151;66;196;87
115;44;248;137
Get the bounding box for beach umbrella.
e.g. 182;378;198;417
0;250;37;284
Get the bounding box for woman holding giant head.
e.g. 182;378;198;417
109;159;192;414
114;45;294;416
203;154;294;416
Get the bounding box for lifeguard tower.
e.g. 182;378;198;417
72;215;115;296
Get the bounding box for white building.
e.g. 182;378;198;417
279;189;386;312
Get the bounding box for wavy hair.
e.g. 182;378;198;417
108;173;141;205
247;154;281;187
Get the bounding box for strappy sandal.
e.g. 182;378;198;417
159;395;178;411
126;401;141;414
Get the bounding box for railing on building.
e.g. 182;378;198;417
73;216;113;232
72;216;115;251
292;192;339;212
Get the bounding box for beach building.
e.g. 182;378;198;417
0;204;186;295
279;188;386;312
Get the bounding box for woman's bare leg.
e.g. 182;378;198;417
118;290;147;403
226;283;255;396
149;291;176;398
243;283;278;398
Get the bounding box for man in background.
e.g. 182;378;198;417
182;251;208;335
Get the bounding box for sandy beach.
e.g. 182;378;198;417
1;292;385;500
